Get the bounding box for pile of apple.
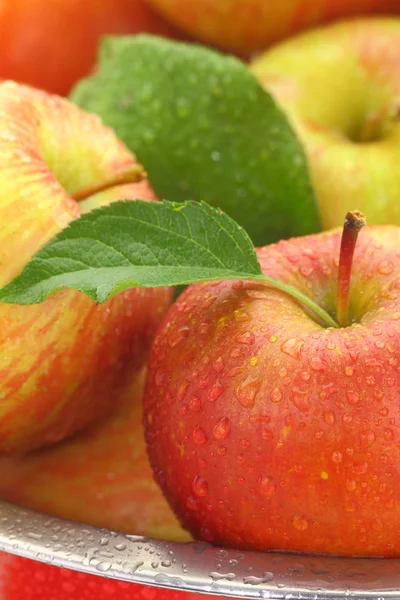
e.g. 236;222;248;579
0;4;400;596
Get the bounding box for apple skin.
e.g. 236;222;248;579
144;224;400;557
146;0;400;57
0;368;190;542
0;81;171;455
0;552;222;600
0;0;185;96
251;18;400;231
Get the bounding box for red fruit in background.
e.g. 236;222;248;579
144;225;400;557
0;552;220;600
0;0;184;96
146;0;400;57
0;369;190;543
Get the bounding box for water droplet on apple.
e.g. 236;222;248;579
214;417;231;440
193;476;209;497
292;515;308;531
208;382;224;403
352;462;368;475
186;495;199;511
271;388;282;403
331;451;343;463
189;396;201;412
257;474;276;497
346;390;360;405
236;331;255;345
291;388;310;412
310;356;327;371
360;430;376;448
168;326;190;348
213;357;224;372
346;479;357;492
378;260;394;275
323;410;335;425
384;428;394;441
281;337;304;360
193;426;208;445
235;378;260;408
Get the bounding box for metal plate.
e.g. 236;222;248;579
0;500;399;599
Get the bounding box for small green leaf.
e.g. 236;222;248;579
0;200;263;305
70;35;320;246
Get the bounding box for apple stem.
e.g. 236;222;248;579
360;103;400;143
71;164;146;202
336;211;366;328
257;274;339;328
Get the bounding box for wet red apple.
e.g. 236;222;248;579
144;219;400;557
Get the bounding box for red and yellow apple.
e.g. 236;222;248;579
0;81;171;455
0;0;185;96
251;18;400;230
0;368;190;542
144;222;400;557
146;0;400;57
0;551;221;600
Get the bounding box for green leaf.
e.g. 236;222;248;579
0;200;263;305
70;35;320;247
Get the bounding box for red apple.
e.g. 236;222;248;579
144;220;400;557
0;368;190;543
0;0;185;96
0;551;221;600
146;0;400;57
0;81;171;454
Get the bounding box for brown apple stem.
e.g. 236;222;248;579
71;164;146;202
360;103;400;143
336;211;366;328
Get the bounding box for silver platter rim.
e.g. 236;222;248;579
0;499;399;599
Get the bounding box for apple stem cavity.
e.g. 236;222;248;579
336;210;366;327
360;103;400;143
71;164;146;202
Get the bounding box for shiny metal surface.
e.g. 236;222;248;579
0;500;399;599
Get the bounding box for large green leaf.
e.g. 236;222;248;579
70;35;320;246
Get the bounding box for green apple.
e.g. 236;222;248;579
0;81;171;454
251;18;400;230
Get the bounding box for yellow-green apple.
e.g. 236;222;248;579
0;81;172;455
0;552;222;600
0;0;185;96
144;215;400;557
0;368;190;542
146;0;400;57
251;18;400;230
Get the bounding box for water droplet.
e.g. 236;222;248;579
384;428;394;441
366;375;376;386
271;388;282;403
213;357;224;372
301;371;311;381
346;479;357;491
96;561;111;572
208;382;224;403
236;331;255;345
235;379;260;408
168;327;190;348
186;495;199;511
281;337;304;360
345;366;354;376
323;410;335;425
353;462;368;475
346;390;359;405
214;417;231;440
291;388;310;412
189;396;201;412
193;476;209;497
258;475;276;497
378;260;394;275
310;356;327;371
193;426;208;445
292;515;309;531
332;450;343;463
243;572;274;585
